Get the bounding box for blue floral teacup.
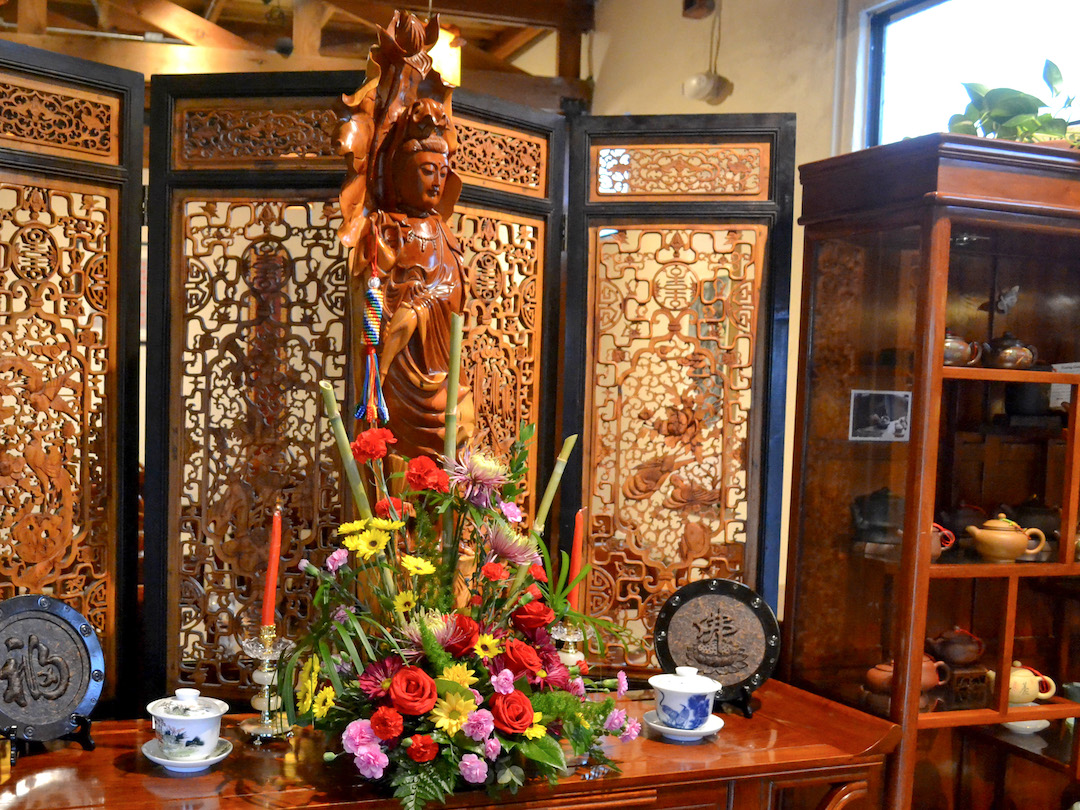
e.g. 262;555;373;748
648;666;722;730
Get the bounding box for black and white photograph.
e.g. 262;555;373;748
848;390;911;442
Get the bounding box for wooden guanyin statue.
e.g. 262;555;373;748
337;10;474;460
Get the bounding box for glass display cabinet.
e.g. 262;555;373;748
782;134;1080;810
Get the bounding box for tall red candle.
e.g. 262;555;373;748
567;507;584;612
262;503;282;627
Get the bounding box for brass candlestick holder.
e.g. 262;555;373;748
240;624;294;744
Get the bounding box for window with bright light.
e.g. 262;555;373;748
869;0;1080;145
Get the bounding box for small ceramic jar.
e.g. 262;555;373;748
648;666;721;730
147;688;229;760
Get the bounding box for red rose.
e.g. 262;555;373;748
405;456;449;492
490;690;535;734
389;666;438;715
529;564;547;583
444;613;479;657
375;496;413;519
501;638;542;676
351;428;397;463
406;734;438;763
511;600;555;633
481;561;508;581
370;706;403;740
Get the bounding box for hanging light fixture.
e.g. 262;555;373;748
682;5;732;104
430;25;462;86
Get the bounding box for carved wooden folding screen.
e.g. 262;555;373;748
143;75;564;699
563;115;795;674
0;43;143;707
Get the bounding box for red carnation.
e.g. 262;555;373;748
481;561;509;582
511;600;555;633
490;689;535;734
529;564;548;583
406;734;438;763
444;613;480;657
501;638;542;676
405;456;449;492
389;666;438;715
525;584;542;600
375;496;413;519
351;427;397;463
370;706;404;740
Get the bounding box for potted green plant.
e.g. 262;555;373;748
948;59;1078;146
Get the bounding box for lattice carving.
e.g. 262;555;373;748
174;99;341;170
453;206;545;506
0;73;119;164
453;118;547;198
0;179;119;694
582;225;766;670
592;144;768;202
171;196;349;694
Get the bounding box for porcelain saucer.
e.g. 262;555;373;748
142;738;232;772
643;710;724;742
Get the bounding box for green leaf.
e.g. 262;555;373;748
517;734;566;770
317;639;345;695
985;88;1046;118
1043;117;1068;137
1002;113;1039;131
435;678;475;701
333;623;367;677
948;116;978;135
962;82;988;107
1044;59;1064;97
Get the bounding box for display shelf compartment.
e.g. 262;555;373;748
918;701;1080;730
929;563;1079;578
941;367;1080;386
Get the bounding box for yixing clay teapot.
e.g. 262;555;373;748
988;661;1056;704
982;332;1037;369
930;523;956;562
966;514;1046;563
925;627;985;666
1001;495;1061;541
943;329;982;367
865;654;950;695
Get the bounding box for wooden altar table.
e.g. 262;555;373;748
1;680;899;810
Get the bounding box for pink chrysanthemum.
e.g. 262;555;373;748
357;656;403;699
401;612;459;659
483;519;539;567
446;450;509;508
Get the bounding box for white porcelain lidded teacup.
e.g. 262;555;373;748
147;688;229;759
648;666;722;730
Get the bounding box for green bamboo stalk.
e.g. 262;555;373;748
533;434;577;533
319;381;372;520
441;313;464;589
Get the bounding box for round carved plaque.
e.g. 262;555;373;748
653;579;780;701
0;595;104;741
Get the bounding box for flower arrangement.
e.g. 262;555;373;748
282;392;638;810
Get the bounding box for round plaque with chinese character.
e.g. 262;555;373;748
653;579;780;709
0;595;104;741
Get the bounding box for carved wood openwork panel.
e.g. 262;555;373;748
173;98;342;171
0;177;120;692
581;224;767;671
452;117;547;198
169;194;349;693
590;143;769;202
0;72;120;165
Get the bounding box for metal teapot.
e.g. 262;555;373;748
943;329;982;367
982;332;1037;369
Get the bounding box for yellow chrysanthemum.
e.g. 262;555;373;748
401;554;436;576
312;686;336;719
474;633;501;659
296;657;319;713
337;519;368;536
523;712;546;740
430;692;477;736
370;517;406;532
343;529;389;559
440;662;478;689
393;590;417;614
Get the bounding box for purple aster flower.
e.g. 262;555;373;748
462;708;495;741
616;670;628;697
357;656;403;699
342;719;377;753
490;668;515;695
483;519;539;566
332;605;355;625
353;743;389;779
569;677;586;698
499;500;523;523
620;717;642;742
326;548;349;573
446;450;508;508
603;708;627;732
484;736;501;760
459;753;488;784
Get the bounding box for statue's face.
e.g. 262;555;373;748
395;151;449;213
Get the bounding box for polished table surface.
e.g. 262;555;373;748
1;679;900;810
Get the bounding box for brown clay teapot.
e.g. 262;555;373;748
982;332;1037;369
925;627;985;666
865;654;950;694
943;329;982;367
966;514;1046;563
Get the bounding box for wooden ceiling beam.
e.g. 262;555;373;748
47;10;97;31
203;0;226;25
17;0;47;34
487;27;548;62
328;0;593;33
97;0;260;50
293;0;335;58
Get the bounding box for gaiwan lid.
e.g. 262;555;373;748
648;666;722;694
147;688;228;719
